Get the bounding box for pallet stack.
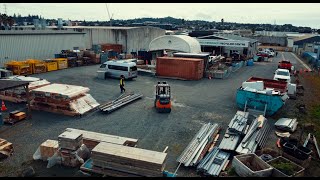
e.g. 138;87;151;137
30;83;100;116
90;142;167;177
58;131;84;167
40;139;59;160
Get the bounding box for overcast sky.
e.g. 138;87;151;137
3;3;320;29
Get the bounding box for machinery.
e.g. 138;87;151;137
154;81;171;113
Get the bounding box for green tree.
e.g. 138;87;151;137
317;29;320;34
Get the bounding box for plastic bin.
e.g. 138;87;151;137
294;146;312;160
45;61;58;72
26;59;47;74
5;61;32;75
52;58;68;70
283;142;296;156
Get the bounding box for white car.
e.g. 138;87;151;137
274;69;291;83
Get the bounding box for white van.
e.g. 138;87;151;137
98;60;138;79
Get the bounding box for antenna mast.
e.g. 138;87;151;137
105;3;113;27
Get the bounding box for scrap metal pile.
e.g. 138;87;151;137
197;147;230;176
219;111;249;151
0;76;50;103
99;93;143;113
177;123;220;167
30;83;100;116
235;115;271;154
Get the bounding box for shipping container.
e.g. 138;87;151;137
156;57;204;80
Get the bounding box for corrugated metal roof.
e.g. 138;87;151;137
294;35;320;46
0;30;85;35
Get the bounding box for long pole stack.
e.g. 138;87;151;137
99;93;143;113
177;123;220;167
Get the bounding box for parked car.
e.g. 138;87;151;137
273;69;291;83
256;51;269;57
278;60;294;72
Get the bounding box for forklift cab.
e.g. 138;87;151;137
155;81;171;113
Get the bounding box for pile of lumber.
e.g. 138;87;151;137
64;128;138;150
0;138;14;160
90;142;167;177
99;93;143;114
57;131;84;167
0;75;50;103
177;123;221;167
30;83;100;116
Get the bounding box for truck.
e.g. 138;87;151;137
278;60;294;72
236;77;289;116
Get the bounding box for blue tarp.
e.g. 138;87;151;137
302;52;318;64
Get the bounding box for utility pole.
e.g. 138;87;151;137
105;3;113;27
4;4;7;14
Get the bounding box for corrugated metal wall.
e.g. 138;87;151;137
0;33;85;66
127;27;166;53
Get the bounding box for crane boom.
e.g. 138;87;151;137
105;3;112;26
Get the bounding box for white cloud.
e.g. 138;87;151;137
3;3;320;28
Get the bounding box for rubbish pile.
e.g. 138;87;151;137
0;75;50;103
236;115;271;154
197;147;230;176
30;83;100;116
177;123;220;167
219;111;249;151
89;142;167;177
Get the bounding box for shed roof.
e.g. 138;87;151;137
0;80;30;91
294;35;320;46
149;35;201;53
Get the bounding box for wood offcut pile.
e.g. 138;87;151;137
65;128;138;150
0;75;50;103
0;138;14;160
90;142;167;177
30;83;100;116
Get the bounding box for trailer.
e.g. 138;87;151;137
236;77;289;116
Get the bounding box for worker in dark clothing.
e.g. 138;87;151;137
276;51;278;57
120;75;125;93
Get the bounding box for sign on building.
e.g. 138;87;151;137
197;39;249;48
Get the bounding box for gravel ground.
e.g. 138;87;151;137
0;52;306;177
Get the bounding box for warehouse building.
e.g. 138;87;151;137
0;30;85;65
292;35;320;55
0;26;165;65
197;34;258;57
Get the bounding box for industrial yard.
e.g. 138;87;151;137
1;3;320;177
2;50;319;177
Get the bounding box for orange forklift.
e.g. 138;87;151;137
154;81;171;113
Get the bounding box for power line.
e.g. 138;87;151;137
4;4;7;14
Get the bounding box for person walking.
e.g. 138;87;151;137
120;75;125;93
276;51;278;57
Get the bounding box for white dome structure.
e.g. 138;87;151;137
149;35;201;53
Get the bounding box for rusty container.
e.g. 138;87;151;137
156;57;204;80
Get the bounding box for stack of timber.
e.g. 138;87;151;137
30;83;100;116
65;128;138;150
235;115;271;154
197;147;230;176
90;142;167;177
177;123;221;167
58;131;84;167
0;138;14;159
219;111;249;151
0;76;50;103
40;139;59;160
99;93;143;113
